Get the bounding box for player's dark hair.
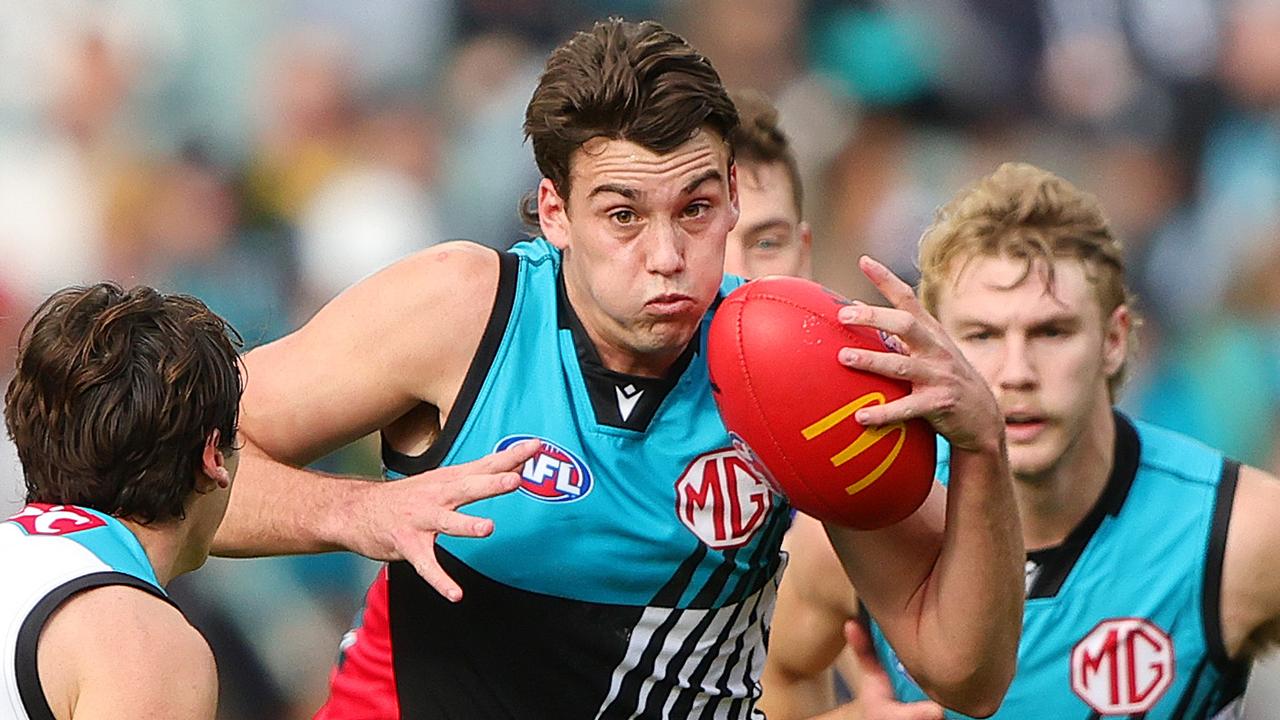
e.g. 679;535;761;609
728;89;803;215
520;18;738;226
5;283;243;523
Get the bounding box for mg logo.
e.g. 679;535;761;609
676;449;774;549
1071;618;1174;714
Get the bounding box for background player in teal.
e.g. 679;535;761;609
1;283;244;720
209;19;1024;718
762;163;1280;719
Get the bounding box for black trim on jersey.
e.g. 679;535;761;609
382;249;520;476
557;270;698;432
1168;657;1211;719
1204;459;1244;674
15;572;173;720
1025;412;1141;599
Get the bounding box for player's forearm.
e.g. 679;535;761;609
212;440;374;557
913;440;1022;714
758;673;840;720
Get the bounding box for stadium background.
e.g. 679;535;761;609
1;1;1278;717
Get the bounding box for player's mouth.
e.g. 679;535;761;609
645;293;697;315
1004;412;1048;442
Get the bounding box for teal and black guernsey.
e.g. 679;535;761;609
865;413;1249;719
380;239;790;718
1;505;177;720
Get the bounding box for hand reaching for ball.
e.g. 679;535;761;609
836;256;1004;455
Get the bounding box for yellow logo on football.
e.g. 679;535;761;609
800;392;906;496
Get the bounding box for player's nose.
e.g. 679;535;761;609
645;221;685;276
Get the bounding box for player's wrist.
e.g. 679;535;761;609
316;475;381;554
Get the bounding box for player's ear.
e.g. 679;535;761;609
727;161;740;229
798;221;813;280
539;178;570;250
1102;304;1130;379
198;430;232;492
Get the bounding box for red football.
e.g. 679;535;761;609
708;276;936;530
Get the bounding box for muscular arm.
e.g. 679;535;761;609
1220;465;1280;660
39;585;217;720
213;243;537;598
828;257;1023;717
760;513;860;719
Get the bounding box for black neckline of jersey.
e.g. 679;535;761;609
556;270;702;433
1023;410;1141;600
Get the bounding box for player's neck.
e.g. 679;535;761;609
117;517;189;586
1014;403;1116;551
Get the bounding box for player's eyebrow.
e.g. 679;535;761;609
742;218;792;236
589;183;639;200
681;169;722;195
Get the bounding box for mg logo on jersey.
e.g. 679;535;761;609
496;435;593;503
676;448;774;549
7;504;108;536
1071;617;1175;714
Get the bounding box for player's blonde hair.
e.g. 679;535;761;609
917;162;1136;397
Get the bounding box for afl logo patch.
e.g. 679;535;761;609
497;435;594;503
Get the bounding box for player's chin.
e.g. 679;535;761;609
633;318;699;353
1006;441;1062;480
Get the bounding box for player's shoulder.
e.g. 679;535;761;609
1128;415;1227;487
393;240;501;296
42;583;206;662
39;584;216;718
315;239;502;325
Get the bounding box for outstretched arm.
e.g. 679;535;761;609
825;256;1023;717
213;242;538;600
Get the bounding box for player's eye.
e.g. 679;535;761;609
753;236;783;251
610;209;638;225
681;202;710;219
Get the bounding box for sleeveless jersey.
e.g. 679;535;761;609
1;503;172;720
319;239;790;720
866;413;1248;719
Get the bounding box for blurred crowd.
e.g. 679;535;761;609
1;1;1278;718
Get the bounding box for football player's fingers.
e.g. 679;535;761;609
439;471;522;507
422;507;497;538
847;393;932;427
838;347;930;383
858;256;928;319
397;532;464;603
891;702;947;720
453;439;541;475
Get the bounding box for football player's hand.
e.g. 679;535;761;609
347;439;539;601
836;256;1002;454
